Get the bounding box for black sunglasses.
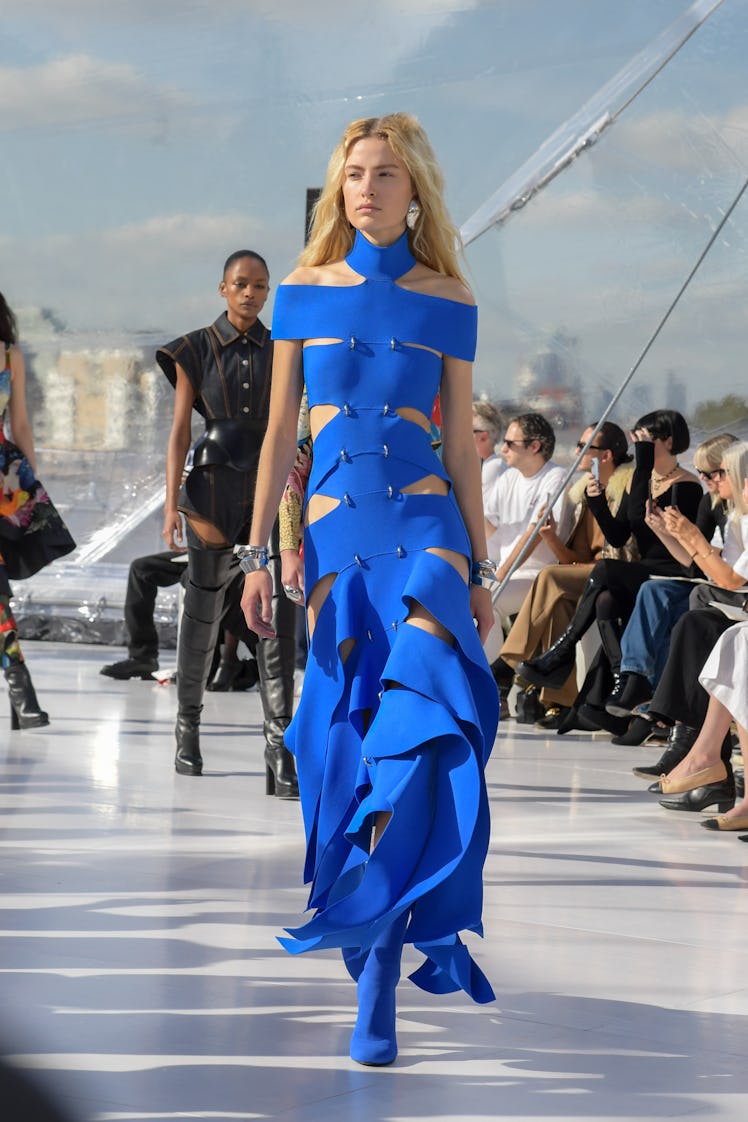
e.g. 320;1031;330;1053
576;441;605;451
502;438;531;449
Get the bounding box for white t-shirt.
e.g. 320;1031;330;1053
483;459;570;574
722;513;748;581
481;453;506;506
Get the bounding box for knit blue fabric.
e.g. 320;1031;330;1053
272;229;498;1004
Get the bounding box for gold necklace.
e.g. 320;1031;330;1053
652;463;679;485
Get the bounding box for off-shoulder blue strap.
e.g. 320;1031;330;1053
272;233;477;361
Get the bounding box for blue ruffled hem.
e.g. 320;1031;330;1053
282;551;498;1004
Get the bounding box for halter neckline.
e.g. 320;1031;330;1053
345;229;416;282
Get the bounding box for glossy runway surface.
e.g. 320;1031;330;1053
2;642;747;1122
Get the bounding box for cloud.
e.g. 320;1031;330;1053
612;103;748;173
0;212;283;332
0;55;193;132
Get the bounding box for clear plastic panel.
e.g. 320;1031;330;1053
3;0;744;640
465;0;748;465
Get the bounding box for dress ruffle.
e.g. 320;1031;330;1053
282;551;497;1004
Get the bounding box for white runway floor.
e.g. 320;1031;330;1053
2;641;748;1122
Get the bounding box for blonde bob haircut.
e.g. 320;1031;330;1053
693;432;738;509
300;113;467;284
693;432;737;473
722;440;748;522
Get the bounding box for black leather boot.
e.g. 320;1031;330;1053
6;662;49;729
256;641;298;799
256;532;298;799
516;625;578;690
174;539;235;775
517;570;602;689
175;707;203;775
606;671;652;718
633;723;696;780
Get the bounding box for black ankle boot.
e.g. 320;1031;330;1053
265;744;299;798
6;662;49;729
606;672;652;718
175;709;203;775
516;625;578;690
632;723;696;779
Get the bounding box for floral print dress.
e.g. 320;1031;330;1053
0;344;75;666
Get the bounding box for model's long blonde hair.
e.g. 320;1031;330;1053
301;113;467;284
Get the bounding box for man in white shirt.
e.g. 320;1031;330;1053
483;412;569;664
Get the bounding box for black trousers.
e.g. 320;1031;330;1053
649;607;734;729
125;551;187;661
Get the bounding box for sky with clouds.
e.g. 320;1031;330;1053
1;0;747;416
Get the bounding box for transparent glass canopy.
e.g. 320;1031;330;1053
1;0;746;639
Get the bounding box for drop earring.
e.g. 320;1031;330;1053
406;200;421;230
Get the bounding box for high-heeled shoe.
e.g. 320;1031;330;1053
174;710;203;775
6;662;49;729
577;702;628;737
265;744;299;799
660;761;729;796
658;762;735;813
350;911;409;1066
701;814;748;831
612;712;669;747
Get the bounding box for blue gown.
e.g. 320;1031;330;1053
272;230;498;1004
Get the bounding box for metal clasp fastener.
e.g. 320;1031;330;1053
343;402;352;416
354;553;364;567
349;336;356;350
383;444;389;458
389;337;397;350
340;448;349;462
343;492;353;506
397;545;405;558
387;485;394;499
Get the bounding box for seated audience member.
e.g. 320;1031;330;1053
101;550;188;679
693;621;748;837
626;442;748;785
604;433;738;724
647;622;748;823
483;412;570;665
101;553;258;690
472;399;505;497
517;409;703;732
495;422;633;728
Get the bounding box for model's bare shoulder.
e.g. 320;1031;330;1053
281;261;347;288
404;265;475;306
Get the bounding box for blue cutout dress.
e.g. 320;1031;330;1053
272;231;498;1004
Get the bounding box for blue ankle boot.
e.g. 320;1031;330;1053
350;911;408;1066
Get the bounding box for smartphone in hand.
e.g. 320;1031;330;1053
590;458;600;483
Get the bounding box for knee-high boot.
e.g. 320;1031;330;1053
350;911;409;1066
6;661;49;729
175;540;235;776
517;570;603;689
256;529;298;798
